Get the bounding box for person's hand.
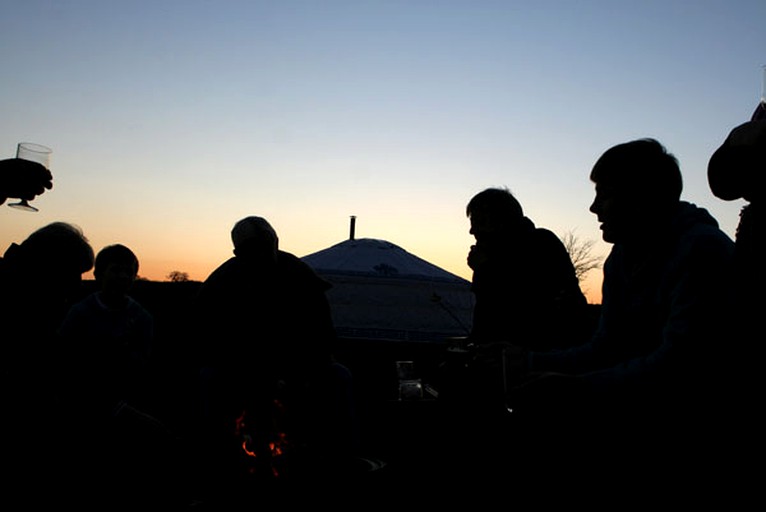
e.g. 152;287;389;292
0;158;53;205
467;244;490;271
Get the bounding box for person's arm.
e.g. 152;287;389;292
0;158;53;205
534;230;734;390
526;250;617;376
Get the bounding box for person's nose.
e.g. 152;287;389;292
589;197;599;215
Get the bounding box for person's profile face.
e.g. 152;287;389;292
469;208;502;245
589;182;632;244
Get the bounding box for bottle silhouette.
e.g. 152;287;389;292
751;64;766;121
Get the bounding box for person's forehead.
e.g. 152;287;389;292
593;182;637;205
104;261;137;271
468;208;496;223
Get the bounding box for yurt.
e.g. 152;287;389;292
301;219;474;343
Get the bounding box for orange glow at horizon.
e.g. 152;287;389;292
118;245;605;304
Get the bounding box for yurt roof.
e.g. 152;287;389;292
302;237;474;342
302;237;468;284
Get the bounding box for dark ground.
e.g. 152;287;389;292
67;280;605;506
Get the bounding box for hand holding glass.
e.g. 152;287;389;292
8;142;52;212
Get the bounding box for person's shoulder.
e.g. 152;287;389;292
201;257;239;281
277;250;316;273
126;296;153;318
59;293;100;331
70;292;100;312
533;226;565;245
689;221;734;242
277;250;302;264
530;226;572;260
684;223;735;261
196;258;240;300
679;206;734;246
277;251;331;289
671;216;734;269
1;243;22;267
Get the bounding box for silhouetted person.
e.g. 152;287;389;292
55;243;187;508
440;188;589;405
58;244;154;415
192;216;357;500
0;222;94;378
0;222;94;506
0;157;53;206
466;187;589;351
504;139;735;479
708;117;766;337
708;116;765;484
433;187;590;483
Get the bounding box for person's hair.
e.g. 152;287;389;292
20;222;94;273
94;244;139;281
590;138;683;207
466;187;524;221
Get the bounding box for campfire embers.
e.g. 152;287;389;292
234;401;295;480
228;401;388;492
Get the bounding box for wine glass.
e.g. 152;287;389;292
8;142;52;212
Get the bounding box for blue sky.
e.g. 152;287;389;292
2;0;764;303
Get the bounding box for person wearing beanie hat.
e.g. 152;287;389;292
708;119;766;202
708;118;765;312
230;216;279;256
192;216;358;498
707;118;765;479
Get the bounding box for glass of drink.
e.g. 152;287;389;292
396;360;423;400
8;142;52;212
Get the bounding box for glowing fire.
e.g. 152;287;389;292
235;403;290;478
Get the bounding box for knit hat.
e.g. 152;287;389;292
708;119;766;201
231;216;278;249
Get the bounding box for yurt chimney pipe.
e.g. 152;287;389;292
349;215;356;240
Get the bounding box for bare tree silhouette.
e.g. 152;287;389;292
166;270;190;282
561;230;602;284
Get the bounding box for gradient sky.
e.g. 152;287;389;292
2;0;764;304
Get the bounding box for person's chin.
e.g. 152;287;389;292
599;225;618;244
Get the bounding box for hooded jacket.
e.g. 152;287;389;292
469;216;589;351
529;201;735;403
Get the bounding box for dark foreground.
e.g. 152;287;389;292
8;281;749;507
